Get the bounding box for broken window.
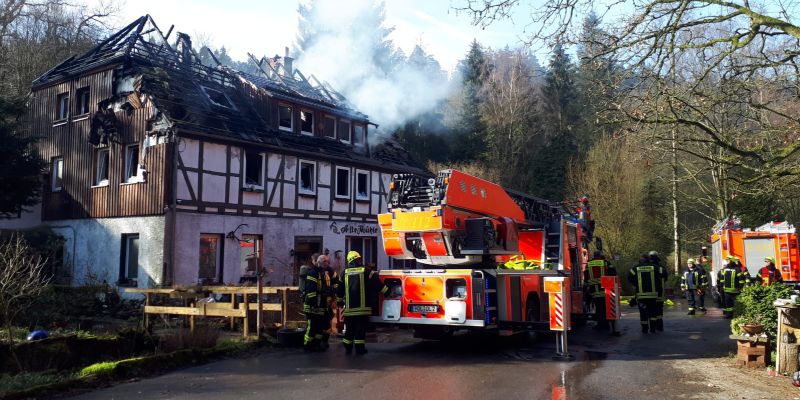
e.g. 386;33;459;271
338;120;351;142
299;160;316;195
95;148;109;186
120;234;139;284
201;86;234;109
323;115;336;138
76;87;90;116
335;167;350;198
124;144;139;183
199;234;222;283
356;171;369;200
279;104;293;131
56;92;69;121
51;157;63;192
244;151;264;188
300;110;314;135
353;124;365;146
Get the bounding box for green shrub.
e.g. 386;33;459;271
0;372;69;393
78;361;117;378
732;284;792;340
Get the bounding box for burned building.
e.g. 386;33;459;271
4;16;424;288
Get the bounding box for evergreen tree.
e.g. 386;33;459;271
0;97;45;217
450;40;488;162
575;12;617;152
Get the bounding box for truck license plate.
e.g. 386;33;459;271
409;304;439;313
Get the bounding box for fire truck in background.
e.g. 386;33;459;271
709;218;800;286
370;169;596;338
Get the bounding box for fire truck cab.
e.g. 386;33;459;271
371;169;592;336
710;218;800;286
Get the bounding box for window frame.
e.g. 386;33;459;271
240;234;263;277
119;233;140;286
353;124;365;146
75;86;90;116
94;148;110;187
51;157;63;192
200;85;236;109
298;160;317;196
355;170;369;201
278;103;293;132
243;151;265;190
199;233;224;284
323;115;337;139
347;236;377;266
55;92;70;121
123;144;140;184
299;109;314;136
338;119;352;143
335;166;351;199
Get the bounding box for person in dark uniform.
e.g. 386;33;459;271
337;251;387;355
681;258;708;315
584;250;617;330
629;253;665;333
302;258;326;352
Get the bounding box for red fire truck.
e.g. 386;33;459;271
370;169;595;337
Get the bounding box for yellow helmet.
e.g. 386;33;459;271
765;256;776;263
687;258;696;265
347;250;361;263
726;255;740;262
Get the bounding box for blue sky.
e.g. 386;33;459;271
112;0;526;72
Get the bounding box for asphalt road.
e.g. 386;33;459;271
68;301;734;400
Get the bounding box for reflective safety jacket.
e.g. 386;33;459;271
718;267;747;294
303;266;326;315
628;264;664;299
338;265;388;317
321;268;340;307
681;268;708;291
584;258;617;298
759;265;783;286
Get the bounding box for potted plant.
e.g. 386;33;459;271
732;314;764;335
731;284;792;340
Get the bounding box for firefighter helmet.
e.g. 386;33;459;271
726;255;740;263
687;258;696;265
347;251;362;263
765;256;776;264
648;250;659;257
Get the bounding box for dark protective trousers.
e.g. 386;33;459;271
304;313;326;350
653;300;664;331
592;296;609;329
686;290;705;311
343;315;368;353
722;292;738;318
637;298;657;333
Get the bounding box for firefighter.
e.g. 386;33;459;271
732;256;753;285
718;256;747;319
629;253;664;333
338;251;388;355
317;254;339;350
648;251;668;332
681;258;708;315
584;250;617;330
759;256;784;286
302;255;327;352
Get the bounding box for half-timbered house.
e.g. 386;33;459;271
4;16;425;288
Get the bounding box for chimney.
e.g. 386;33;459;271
283;47;293;77
175;32;192;68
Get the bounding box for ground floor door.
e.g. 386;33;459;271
294;236;323;284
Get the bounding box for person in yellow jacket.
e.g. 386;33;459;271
337;251;387;355
584;251;617;331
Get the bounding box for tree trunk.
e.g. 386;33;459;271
671;129;681;274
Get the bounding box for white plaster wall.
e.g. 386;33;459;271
203;142;227;173
173;212;389;286
202;174;227;203
0;203;42;230
179;138;200;169
45;216;165;288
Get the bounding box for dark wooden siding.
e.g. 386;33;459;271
29;68;169;220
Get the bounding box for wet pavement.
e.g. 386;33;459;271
68;301;737;400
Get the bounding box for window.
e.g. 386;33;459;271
124;145;139;183
338;120;351;142
51;157;63;192
240;234;263;277
353;124;365;146
300;109;314;135
56;92;69;121
278;104;293;131
120;234;139;285
76;87;90;116
323;115;336;138
199;234;223;283
347;236;377;266
356;171;369;200
335;167;350;198
201;86;234;108
299;161;316;195
391;259;418;270
95;148;109;186
243;151;264;189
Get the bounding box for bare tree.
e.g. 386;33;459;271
0;234;49;344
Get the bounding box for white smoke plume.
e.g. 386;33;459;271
293;0;452;134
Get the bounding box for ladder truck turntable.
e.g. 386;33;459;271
370;169;596;337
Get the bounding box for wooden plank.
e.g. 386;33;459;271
144;305;247;318
246;303;282;312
